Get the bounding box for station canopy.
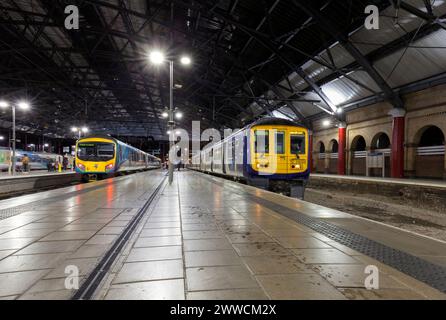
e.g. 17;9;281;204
0;0;445;138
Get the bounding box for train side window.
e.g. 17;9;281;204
275;131;285;154
290;134;306;155
255;130;269;153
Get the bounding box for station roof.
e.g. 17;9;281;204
0;0;445;138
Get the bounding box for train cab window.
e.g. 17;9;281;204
275;131;285;154
290;134;305;155
255;130;269;153
97;144;114;158
77;142;114;161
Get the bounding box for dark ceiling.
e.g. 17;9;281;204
1;0;436;139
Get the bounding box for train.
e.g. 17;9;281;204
75;135;161;180
189;118;310;194
0;147;72;172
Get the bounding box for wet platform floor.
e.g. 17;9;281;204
0;170;445;300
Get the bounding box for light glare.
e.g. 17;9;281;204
180;56;191;65
149;51;165;65
18;101;30;110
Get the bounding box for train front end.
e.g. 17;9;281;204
75;137;117;180
247;119;309;197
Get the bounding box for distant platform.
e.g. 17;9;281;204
310;173;446;189
0;171;76;180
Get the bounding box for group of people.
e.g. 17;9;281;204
162;160;185;171
46;154;71;172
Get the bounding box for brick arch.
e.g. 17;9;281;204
407;117;446;145
314;141;326;173
328;139;338;153
351;135;367;151
412;125;445;179
327;139;338;174
316;141;326;153
371;132;391;150
350;135;367;176
370;132;391;177
414;125;445;146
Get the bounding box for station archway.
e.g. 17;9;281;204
328;139;338;174
370;132;391;177
315;141;326;173
350;135;367;176
414;126;445;179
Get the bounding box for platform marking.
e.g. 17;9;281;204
70;175;166;300
201;174;446;294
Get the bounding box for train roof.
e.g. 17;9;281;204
248;117;306;128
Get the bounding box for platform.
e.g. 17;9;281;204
0;171;75;180
0;170;445;300
310;174;446;189
0;171;79;198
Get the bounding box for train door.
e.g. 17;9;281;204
288;132;306;173
274;130;286;174
253;129;274;175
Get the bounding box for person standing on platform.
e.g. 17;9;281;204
62;154;68;171
22;154;30;173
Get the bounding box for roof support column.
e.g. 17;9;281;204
337;122;346;175
389;108;406;178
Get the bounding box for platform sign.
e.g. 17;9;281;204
63;146;70;153
366;151;385;177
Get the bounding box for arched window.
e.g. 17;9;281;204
318;142;325;153
352;136;366;151
371;133;390;149
419;126;445;147
329;140;338;153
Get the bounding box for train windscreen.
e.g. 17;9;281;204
77;142;115;161
290;134;306;155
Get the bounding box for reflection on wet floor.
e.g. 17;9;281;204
0;170;445;300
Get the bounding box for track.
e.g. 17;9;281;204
71;175;167;300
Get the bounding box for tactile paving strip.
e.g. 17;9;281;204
202;174;446;293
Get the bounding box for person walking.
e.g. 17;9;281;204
22;154;30;173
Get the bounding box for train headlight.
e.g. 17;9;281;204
296;164;301;169
77;163;85;171
105;164;114;171
256;164;261;169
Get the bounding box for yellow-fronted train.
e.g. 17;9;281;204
189;118;309;196
75;135;161;181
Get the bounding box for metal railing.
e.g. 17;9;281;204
416;145;445;156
